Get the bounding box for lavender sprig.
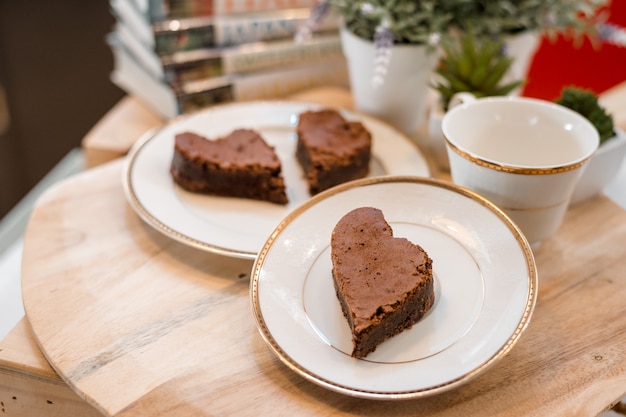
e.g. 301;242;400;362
372;24;394;88
598;22;626;47
295;0;330;43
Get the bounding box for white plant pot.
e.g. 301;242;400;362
570;128;626;205
340;27;438;143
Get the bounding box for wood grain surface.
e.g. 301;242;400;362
20;158;626;416
0;319;102;416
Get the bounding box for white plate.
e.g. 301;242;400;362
251;176;537;399
122;101;430;259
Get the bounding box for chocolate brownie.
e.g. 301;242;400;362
296;109;371;194
330;207;435;358
170;128;288;204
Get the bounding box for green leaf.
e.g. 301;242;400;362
469;66;487;87
492;80;524;96
447;75;473;92
457;54;473;80
479;57;513;90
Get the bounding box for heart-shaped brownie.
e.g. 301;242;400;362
171;129;288;205
296;109;371;195
330;207;434;358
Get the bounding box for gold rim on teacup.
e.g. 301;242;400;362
443;136;593;175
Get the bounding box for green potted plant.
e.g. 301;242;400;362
325;0;607;81
426;31;525;170
301;0;607;141
556;86;615;144
430;31;525;112
329;0;606;44
321;0;456;139
555;86;626;205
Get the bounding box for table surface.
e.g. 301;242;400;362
13;85;626;416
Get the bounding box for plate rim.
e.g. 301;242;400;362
122;100;431;259
250;175;538;400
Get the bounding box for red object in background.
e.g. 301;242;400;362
522;0;626;101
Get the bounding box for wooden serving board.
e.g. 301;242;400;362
21;159;626;416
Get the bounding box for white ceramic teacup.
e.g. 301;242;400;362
441;93;599;246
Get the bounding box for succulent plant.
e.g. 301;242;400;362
430;31;525;111
556;86;615;144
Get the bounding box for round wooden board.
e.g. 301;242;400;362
20;160;626;417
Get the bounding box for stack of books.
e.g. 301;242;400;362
107;0;348;119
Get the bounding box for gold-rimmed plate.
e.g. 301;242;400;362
122;101;430;259
251;176;537;399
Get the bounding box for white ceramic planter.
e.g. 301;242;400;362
340;27;438;143
570;128;626;205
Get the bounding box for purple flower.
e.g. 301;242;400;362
372;25;394;87
295;0;330;42
598;22;626;47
